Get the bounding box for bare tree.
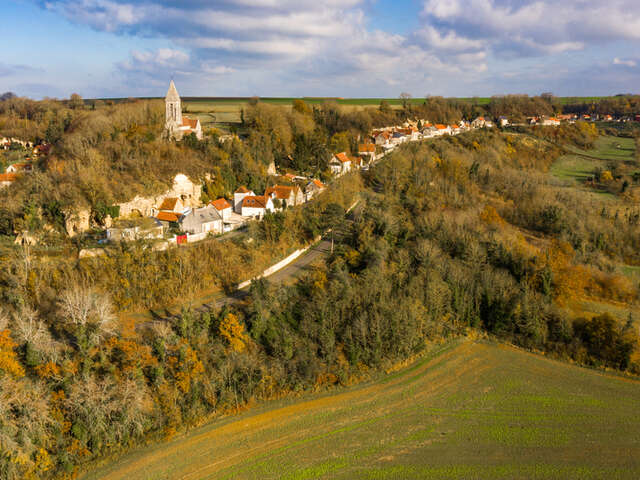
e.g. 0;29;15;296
59;286;117;348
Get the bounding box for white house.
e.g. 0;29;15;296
541;117;561;126
358;143;376;165
6;163;33;174
180;205;223;235
434;124;451;135
471;117;486;128
241;195;275;218
265;185;304;208
329;152;352;176
234;186;255;213
498;116;509;127
210;198;233;220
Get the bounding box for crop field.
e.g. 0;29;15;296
82;341;640;480
175;96;614;129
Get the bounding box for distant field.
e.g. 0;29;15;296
81;341;640;480
551;135;636;189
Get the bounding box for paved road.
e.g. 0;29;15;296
143;238;333;326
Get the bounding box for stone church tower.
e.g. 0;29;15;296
165;80;182;136
164;80;202;140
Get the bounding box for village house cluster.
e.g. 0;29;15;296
5;81;636;250
0;137;50;188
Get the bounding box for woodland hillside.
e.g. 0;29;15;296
0;96;639;479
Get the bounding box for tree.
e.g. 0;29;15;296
219;312;249;352
322;203;346;253
400;92;413;109
292;99;312;115
69;93;84;109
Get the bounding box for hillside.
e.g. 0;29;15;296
82;340;640;480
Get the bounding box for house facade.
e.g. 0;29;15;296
234;186;255;213
265;185;304;208
210;198;233;220
241;195;275;218
329;152;352;176
180;205;223;235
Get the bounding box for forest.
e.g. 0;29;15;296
0;95;640;479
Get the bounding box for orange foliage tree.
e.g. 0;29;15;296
219;313;250;353
0;329;25;378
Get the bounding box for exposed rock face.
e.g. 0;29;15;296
64;209;91;237
267;161;277;176
117;174;203;218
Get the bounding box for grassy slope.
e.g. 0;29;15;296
81;341;640;480
551;136;635;182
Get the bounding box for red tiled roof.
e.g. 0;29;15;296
334;152;350;163
266;185;295;200
0;173;18;182
158;197;179;211
435;124;448;130
156;211;181;222
358;143;375;153
182;117;199;129
235;186;251;193
312;179;324;189
210;198;232;211
242;195;269;209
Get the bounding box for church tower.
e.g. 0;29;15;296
165;80;182;136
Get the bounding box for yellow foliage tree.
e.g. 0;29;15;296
219;313;249;353
601;170;613;182
0;329;25;378
479;205;505;227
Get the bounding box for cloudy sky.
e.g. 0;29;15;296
2;0;640;99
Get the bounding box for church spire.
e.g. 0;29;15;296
166;80;180;102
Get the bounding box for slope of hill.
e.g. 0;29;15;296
82;340;640;480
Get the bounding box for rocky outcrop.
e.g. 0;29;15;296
117;173;202;218
64;208;91;237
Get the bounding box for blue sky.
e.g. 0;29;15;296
2;0;640;99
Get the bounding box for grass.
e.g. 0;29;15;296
80;341;640;480
550;135;637;200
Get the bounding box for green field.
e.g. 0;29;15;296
81;341;640;480
551;135;636;188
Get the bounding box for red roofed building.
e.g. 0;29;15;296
329;152;352;176
234;186;255;213
265;185;304;208
241;195;275;218
6;163;33;174
210;198;233;220
0;173;18;188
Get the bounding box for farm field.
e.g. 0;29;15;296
170;96;613;128
81;340;640;480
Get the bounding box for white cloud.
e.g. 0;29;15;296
614;57;637;67
422;0;640;56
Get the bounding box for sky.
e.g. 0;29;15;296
2;0;640;99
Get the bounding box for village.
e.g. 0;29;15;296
0;82;634;252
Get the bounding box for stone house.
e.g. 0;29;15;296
180;205;223;235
